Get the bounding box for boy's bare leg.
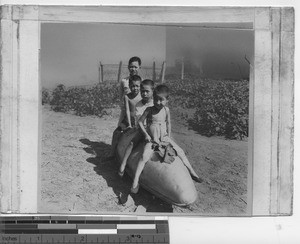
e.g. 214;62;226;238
177;149;199;177
167;138;201;181
109;128;122;157
119;142;133;175
131;143;153;192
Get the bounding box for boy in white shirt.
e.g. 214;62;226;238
118;79;154;176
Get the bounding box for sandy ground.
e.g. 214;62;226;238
41;105;248;215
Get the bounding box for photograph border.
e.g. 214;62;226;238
0;5;294;216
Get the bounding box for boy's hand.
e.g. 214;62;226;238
145;135;152;143
153;139;160;145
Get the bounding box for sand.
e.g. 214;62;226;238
41;105;248;215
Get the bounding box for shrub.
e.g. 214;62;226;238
48;78;249;140
49;83;120;116
193;79;249;140
165;78;249;140
42;88;51;105
50;84;71;112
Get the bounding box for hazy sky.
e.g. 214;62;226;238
166;27;254;79
41;23;166;88
41;23;253;88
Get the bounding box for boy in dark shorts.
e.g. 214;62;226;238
117;56;142;129
119;75;142;129
110;57;142;157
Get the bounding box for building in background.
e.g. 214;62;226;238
165;26;254;79
41;23;254;89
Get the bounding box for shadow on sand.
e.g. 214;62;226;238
79;138;173;213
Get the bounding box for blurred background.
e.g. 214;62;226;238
41;23;254;88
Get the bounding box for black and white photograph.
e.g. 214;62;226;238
40;22;253;214
0;2;298;243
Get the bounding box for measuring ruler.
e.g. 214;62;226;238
0;215;169;244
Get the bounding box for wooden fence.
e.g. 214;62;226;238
98;61;166;83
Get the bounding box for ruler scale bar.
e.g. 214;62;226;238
38;224;77;229
3;229;79;234
1;224;38;229
0;215;169;243
119;220;155;224
76;224;116;229
117;224;156;229
0;234;169;243
78;229;117;234
118;229;157;234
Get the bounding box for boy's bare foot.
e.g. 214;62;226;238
191;175;203;183
118;192;128;206
118;170;125;177
130;184;139;194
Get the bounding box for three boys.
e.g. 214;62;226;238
113;56;201;194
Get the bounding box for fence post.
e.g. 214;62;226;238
181;58;184;80
160;61;166;83
117;61;122;83
152;61;156;81
99;62;103;83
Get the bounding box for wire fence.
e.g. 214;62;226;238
67;60;205;89
99;61;166;83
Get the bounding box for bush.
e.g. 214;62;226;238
193;80;248;140
165;78;204;109
42;88;51;105
49;83;120;116
50;84;70;112
48;78;249;140
165;78;249;140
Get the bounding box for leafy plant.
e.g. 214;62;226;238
42;88;51;105
165;78;249;140
49;83;120;116
46;77;249;140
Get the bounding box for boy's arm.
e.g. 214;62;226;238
119;79;126;98
117;95;125;127
138;108;152;142
166;107;171;138
124;95;132;127
117;109;125;127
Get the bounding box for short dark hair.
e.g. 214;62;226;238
128;56;142;66
154;84;170;98
141;79;154;89
129;75;142;85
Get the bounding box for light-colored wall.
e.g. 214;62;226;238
41;23;166;88
166;27;254;79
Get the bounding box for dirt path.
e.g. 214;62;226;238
41;106;248;215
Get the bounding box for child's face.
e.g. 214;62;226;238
129;80;140;96
153;93;168;109
140;85;153;102
128;61;141;76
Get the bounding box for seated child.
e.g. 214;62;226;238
131;84;202;193
120;75;142;129
110;56;142;157
118;79;154;177
117;56;142;129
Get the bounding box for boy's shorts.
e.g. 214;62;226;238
120;116;136;128
130;128;144;147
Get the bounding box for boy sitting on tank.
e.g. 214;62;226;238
110;56;142;158
118;79;154;177
130;84;202;194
